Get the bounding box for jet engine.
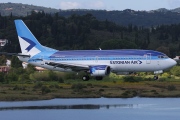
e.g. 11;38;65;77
89;65;110;76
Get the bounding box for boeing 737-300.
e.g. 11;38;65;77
2;20;177;81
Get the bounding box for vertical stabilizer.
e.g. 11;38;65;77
14;20;45;56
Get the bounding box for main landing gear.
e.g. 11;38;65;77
82;75;90;81
153;75;159;80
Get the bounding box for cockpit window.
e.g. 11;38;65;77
158;55;168;59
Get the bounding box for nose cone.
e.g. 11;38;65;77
159;58;177;70
169;59;177;68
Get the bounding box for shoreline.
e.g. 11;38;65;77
1;95;180;102
1;80;180;101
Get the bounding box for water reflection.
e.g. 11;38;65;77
1;98;180;120
0;104;134;111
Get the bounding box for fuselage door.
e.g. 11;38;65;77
95;56;98;63
146;53;151;64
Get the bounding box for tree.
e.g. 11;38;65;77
11;56;22;68
170;66;180;76
156;46;170;56
48;70;58;81
100;39;137;49
1;11;180;57
26;64;36;74
5;72;18;81
0;72;5;82
0;55;6;65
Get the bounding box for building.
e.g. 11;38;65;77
6;59;11;67
22;62;28;69
0;60;11;73
0;66;10;73
0;39;8;47
174;56;180;61
22;62;47;72
35;66;47;72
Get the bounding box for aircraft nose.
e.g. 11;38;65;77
169;59;177;67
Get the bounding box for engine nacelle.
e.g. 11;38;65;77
90;65;111;76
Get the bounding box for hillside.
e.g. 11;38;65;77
59;9;180;27
0;3;59;16
0;3;180;27
2;3;180;26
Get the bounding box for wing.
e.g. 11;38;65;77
45;61;89;71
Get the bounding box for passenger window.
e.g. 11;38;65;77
158;55;168;59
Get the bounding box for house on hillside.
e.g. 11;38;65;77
22;62;28;69
6;59;11;67
0;59;11;73
0;39;8;47
0;66;10;73
174;56;180;61
22;62;47;72
35;66;47;72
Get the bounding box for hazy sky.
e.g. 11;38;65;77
1;0;180;10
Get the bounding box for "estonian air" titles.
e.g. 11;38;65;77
110;60;142;64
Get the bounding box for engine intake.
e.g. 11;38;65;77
90;65;110;76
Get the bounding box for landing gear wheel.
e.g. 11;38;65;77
82;75;90;81
95;76;103;81
153;75;158;80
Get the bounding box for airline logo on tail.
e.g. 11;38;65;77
21;37;36;52
18;36;41;56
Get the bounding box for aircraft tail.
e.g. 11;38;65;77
14;20;45;57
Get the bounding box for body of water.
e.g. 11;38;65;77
0;97;180;120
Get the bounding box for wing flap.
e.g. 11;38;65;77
45;61;89;71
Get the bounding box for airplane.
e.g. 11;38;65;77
2;20;177;81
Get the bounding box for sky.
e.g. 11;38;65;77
1;0;180;11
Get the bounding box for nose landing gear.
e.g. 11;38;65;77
153;70;163;80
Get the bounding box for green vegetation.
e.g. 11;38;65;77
1;73;180;100
1;11;180;57
0;55;6;65
0;58;180;101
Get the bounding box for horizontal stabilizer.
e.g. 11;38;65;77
0;52;30;57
